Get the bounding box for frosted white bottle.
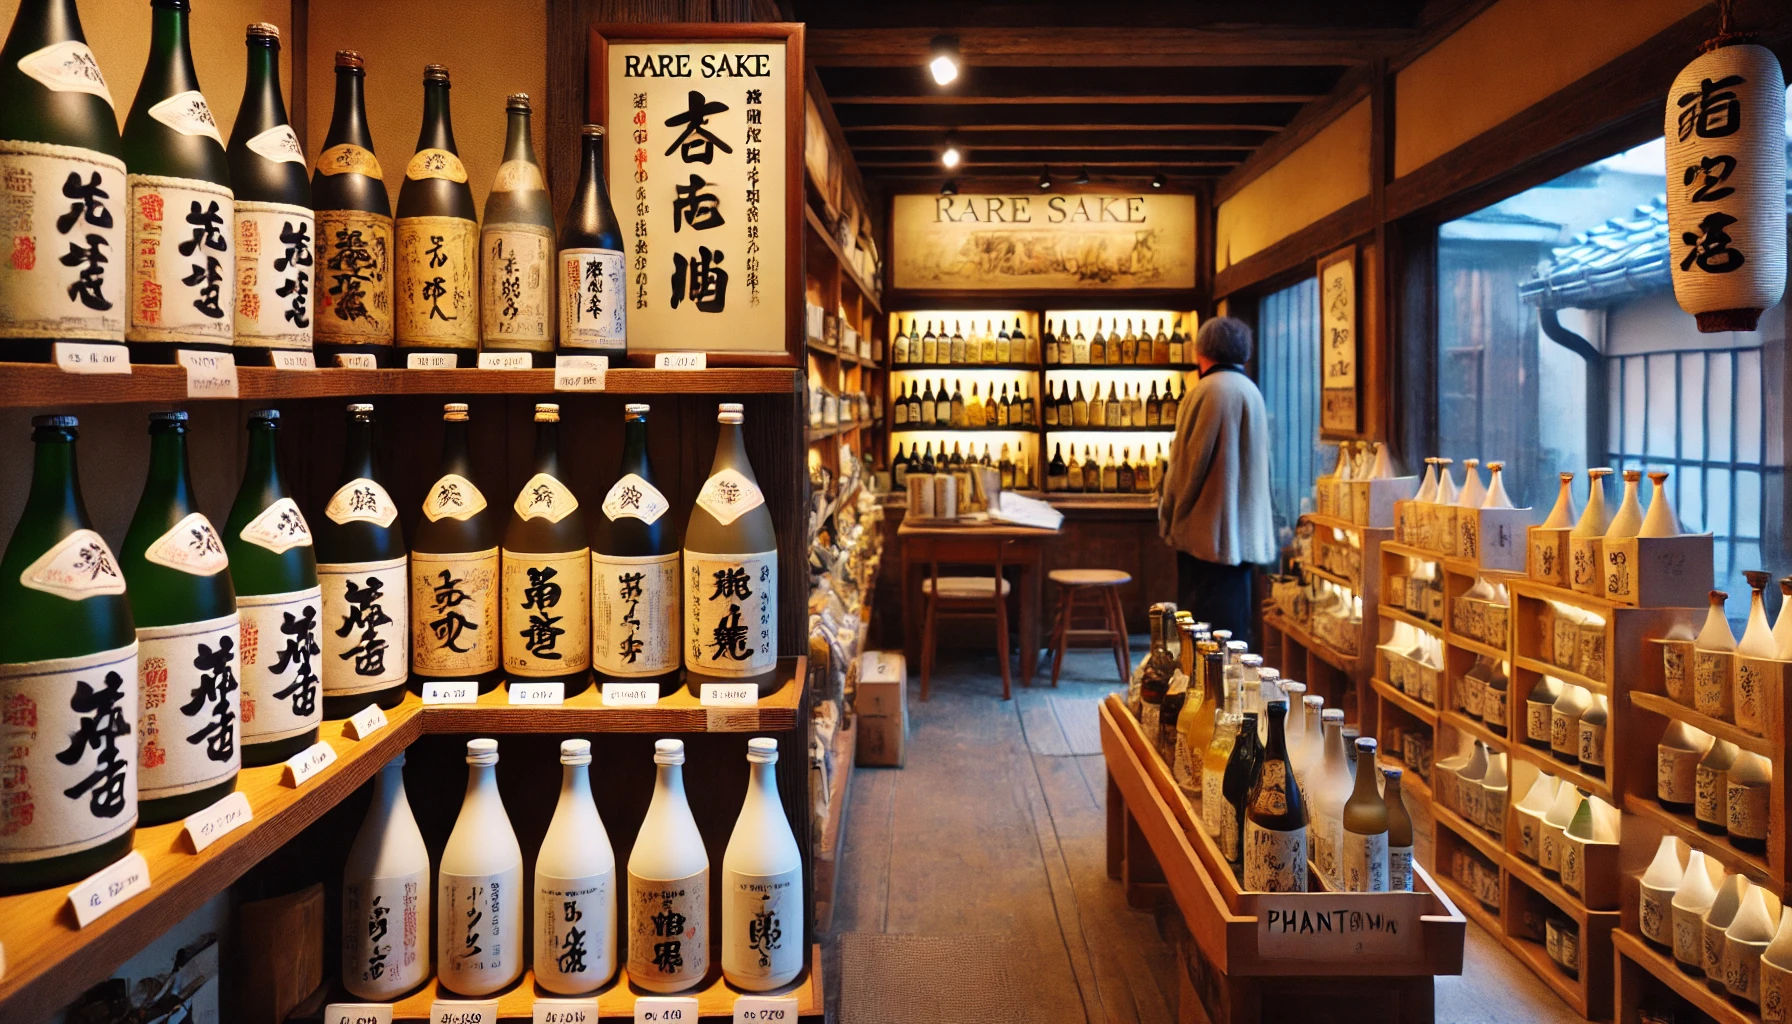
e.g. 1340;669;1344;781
342;752;432;1000
438;738;524;996
1313;709;1350;886
724;737;805;990
629;738;709;992
535;739;617;994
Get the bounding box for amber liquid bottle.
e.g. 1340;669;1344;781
479;93;555;364
684;404;780;696
395;64;478;364
411;403;501;692
311;50;393;365
502;404;592;694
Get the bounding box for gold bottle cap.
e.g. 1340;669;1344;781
335;50;364;70
424;64;450;83
347;402;374;414
534;403;561;422
247;22;280;39
1623;468;1642;481
582;124;606;138
443;402;469;421
507;92;531;111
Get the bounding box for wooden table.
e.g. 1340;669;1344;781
898;519;1063;683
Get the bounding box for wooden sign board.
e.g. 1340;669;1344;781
1319;245;1359;436
588;23;804;365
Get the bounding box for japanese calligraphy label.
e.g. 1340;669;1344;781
423;474;488;523
17;40;113;102
439;866;522;995
502;548;591;677
0;642;138;863
601;473;670;524
480;224;553;347
20;527;126;599
410;549;500;678
147;91;223;144
143;511;229;576
695;468;765;525
1341;828;1389;893
592;552;679;677
239;496;313;554
535;870;614;992
396;215;478;349
557;248;625;353
1242;821;1307;893
245;125;305;165
238;586;324;745
1200;767;1225;839
316;144;384;179
1389;845;1414;892
326;477;398;528
234;200;314;349
314;208;394;345
318;556;410;696
405;148;468;183
724;867;801;985
1728;776;1770;841
136;611;242;800
684;549;776;677
341;869;426;998
627;869;708;991
0;141;127;341
126;174;235;343
513;473;580;523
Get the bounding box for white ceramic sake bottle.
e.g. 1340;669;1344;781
1414;459;1439;503
535;738;618;994
1481;461;1513;508
1605;469;1645;539
1671;849;1721;971
629;738;710;992
1639;470;1680;537
1572;468;1613;537
1740;572;1777;658
1457;458;1485;508
723;737;805;990
438;738;524;996
342;752;432;1000
1775;578;1792;659
1541;472;1577;529
1435;458;1458;505
1638;835;1684;947
1314;709;1351;886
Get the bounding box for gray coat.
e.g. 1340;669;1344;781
1157;365;1276;567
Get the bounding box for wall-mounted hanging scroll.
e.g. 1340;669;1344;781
1318;245;1359;435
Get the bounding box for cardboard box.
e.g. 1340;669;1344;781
855;650;908;767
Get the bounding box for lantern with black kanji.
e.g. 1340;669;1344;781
1664;36;1786;333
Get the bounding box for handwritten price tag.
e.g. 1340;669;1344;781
282;740;338;787
655;352;706;370
534;999;598;1024
407;352;458;370
700;683;757;707
177;349;238;398
602;682;659;707
509;682;564;705
635;996;698;1023
67;850;150;928
344;703;388;740
733;996;799;1023
429;999;498;1024
52;342;131;374
335;352;378;369
422;681;478;705
182;790;253;853
479;351;533;370
271;350;317;370
555;355;608;392
323;1004;393;1024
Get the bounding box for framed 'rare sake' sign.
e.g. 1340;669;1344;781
1318;245;1359;436
589;23;804;365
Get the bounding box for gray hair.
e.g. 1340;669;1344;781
1196;316;1253;365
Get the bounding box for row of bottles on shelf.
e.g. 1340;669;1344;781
891;319;1034;366
1046;443;1165;494
2;0;627;365
1657;716;1772;852
1642;835;1790;1009
1682;571;1792;734
0;400;778;893
892;376;1184;432
890;441;1032;492
807;382;875;429
889;315;1194;368
1045;317;1189;366
345;736;802;1001
892;379;1037;428
1043;378;1180;429
1534;466;1684;538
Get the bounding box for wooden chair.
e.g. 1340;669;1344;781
919;543;1014;701
1045;569;1132;687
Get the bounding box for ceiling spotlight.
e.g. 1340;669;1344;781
1073;165;1091;186
940;179;959;196
1151;171;1167;189
929;35;960;86
1037;166;1052;191
941;139;961;169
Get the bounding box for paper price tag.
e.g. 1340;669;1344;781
555;354;608;392
177;349;238;398
336;353;378;369
534;999;599;1024
602;682;659;707
67;850;150;928
655;352;706;370
52;342;131;374
323;1005;393;1024
700;683;757;707
635;996;699;1023
407;352;458;370
429;1000;498;1024
733;996;799;1023
344;703;388;739
509;682;565;705
479;351;533;370
270;350;317;370
282;740;338;786
183;790;253;853
422;681;479;705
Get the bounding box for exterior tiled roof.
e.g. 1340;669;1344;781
1518;195;1671;310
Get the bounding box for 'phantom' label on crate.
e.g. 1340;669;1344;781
323;1005;393;1024
183;791;253;853
422;681;478;704
1255;896;1418;960
67;850;150;928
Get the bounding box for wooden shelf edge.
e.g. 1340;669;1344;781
1432;872;1502;939
1379;604;1442;636
805;205;882;314
1437;708;1510;753
1303;513;1395;536
1432;802;1506;863
1445;631;1511;662
1504;847;1619;924
1508;743;1614;803
1513;654;1609;698
1620;793;1782;894
1261;611;1363;675
1304;563;1362;592
1627;690;1776;757
1372;676;1439;726
1614;930;1762;1024
1380;540;1439;562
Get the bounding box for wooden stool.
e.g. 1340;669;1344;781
1046;569;1132;687
920;551;1014;701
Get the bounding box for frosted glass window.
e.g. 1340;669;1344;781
1645;354;1677;459
1259;277;1321;539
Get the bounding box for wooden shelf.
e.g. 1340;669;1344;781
805;205;881;314
1621;793;1780;893
1615;930;1761;1024
893;361;1037;372
1505;845;1605;922
1628;690;1775;757
890;423;1037;433
807;419;871;443
1439;708;1509;753
1041;424;1177;434
1503;925;1611;1021
1261;611;1360;674
1433;871;1502;939
1379;754;1432;803
1043;362;1199;372
1514;654;1609;698
1509;743;1613;803
1434;801;1506;862
424;662;803;734
1373;676;1439;726
1379;604;1442;636
1304;563;1361;592
1304;512;1371;534
805;338;872;367
1447;631;1511;663
1380;540;1440;563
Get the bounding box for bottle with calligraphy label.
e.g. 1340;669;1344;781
480;93;554;364
1220;711;1261;874
502;403;591;694
342;750;430;1000
1384;766;1415;891
121;410;239;824
223;409;321;766
311;50;392;365
0;414;138;892
438;737;523;996
723;737;803;990
629;738;709;993
592;403;680;693
1341;737;1390;892
535;738;617;993
315;403;408;718
1242;701;1306;893
0;0;129;361
411;403;500;692
395;64;477;363
558;124;625;357
121;0;234;361
224;23;311;363
685;403;780;696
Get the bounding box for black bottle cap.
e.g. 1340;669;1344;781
31;414;78;429
149;410;190;422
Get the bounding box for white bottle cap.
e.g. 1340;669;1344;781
348;402;374;413
1355;736;1379;754
1303;694;1325;708
466;737;499;765
654;738;686;765
561;739;592;765
535;403;561;422
718;402;744;413
1321;708;1345;721
625;403;650;414
747;737;778;764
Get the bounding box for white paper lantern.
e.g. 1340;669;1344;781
1664;42;1786;333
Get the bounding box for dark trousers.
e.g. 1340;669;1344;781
1176;552;1256;649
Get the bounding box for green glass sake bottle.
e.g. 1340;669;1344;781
311;50;393;366
556;125;625;357
0;0;128;362
225;23;312;364
121;0;234;362
121;411;239;825
591;404;680;694
223;409;321;766
395;64;478;364
0;415;138;892
502;404;591;694
412;403;501;692
480;94;555;364
684;403;780;696
315;403;408;717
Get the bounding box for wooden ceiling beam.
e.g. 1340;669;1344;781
861;159;1241;169
830;102;1305;129
826;94;1327;106
807;26;1418;67
841;122;1290;134
845;128;1278;148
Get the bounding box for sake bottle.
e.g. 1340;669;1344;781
1199;651;1236;838
225;22;311;363
1312;708;1350;886
1242;701;1306;893
1219;711;1261;871
479;93;554;363
311;50;394;365
121;0;234;360
1384;767;1415;891
723;737;804;989
1605;469;1645;539
592;404;681;692
438;738;523;996
0;0;128;361
342;751;430;1000
411;403;501;691
1727;750;1772;853
629;738;709;993
1341;737;1389;891
535;738;617;994
1776;577;1792;659
685;403;780;696
395;64;478;363
1541;472;1577;529
1638;836;1684;948
1671;850;1720;972
315;403;408;717
1696;738;1740;835
1639;470;1680;537
223;409;321;765
0;414;137;892
503;403;591;693
1573;468;1613;536
122;410;239;824
557;124;625;356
